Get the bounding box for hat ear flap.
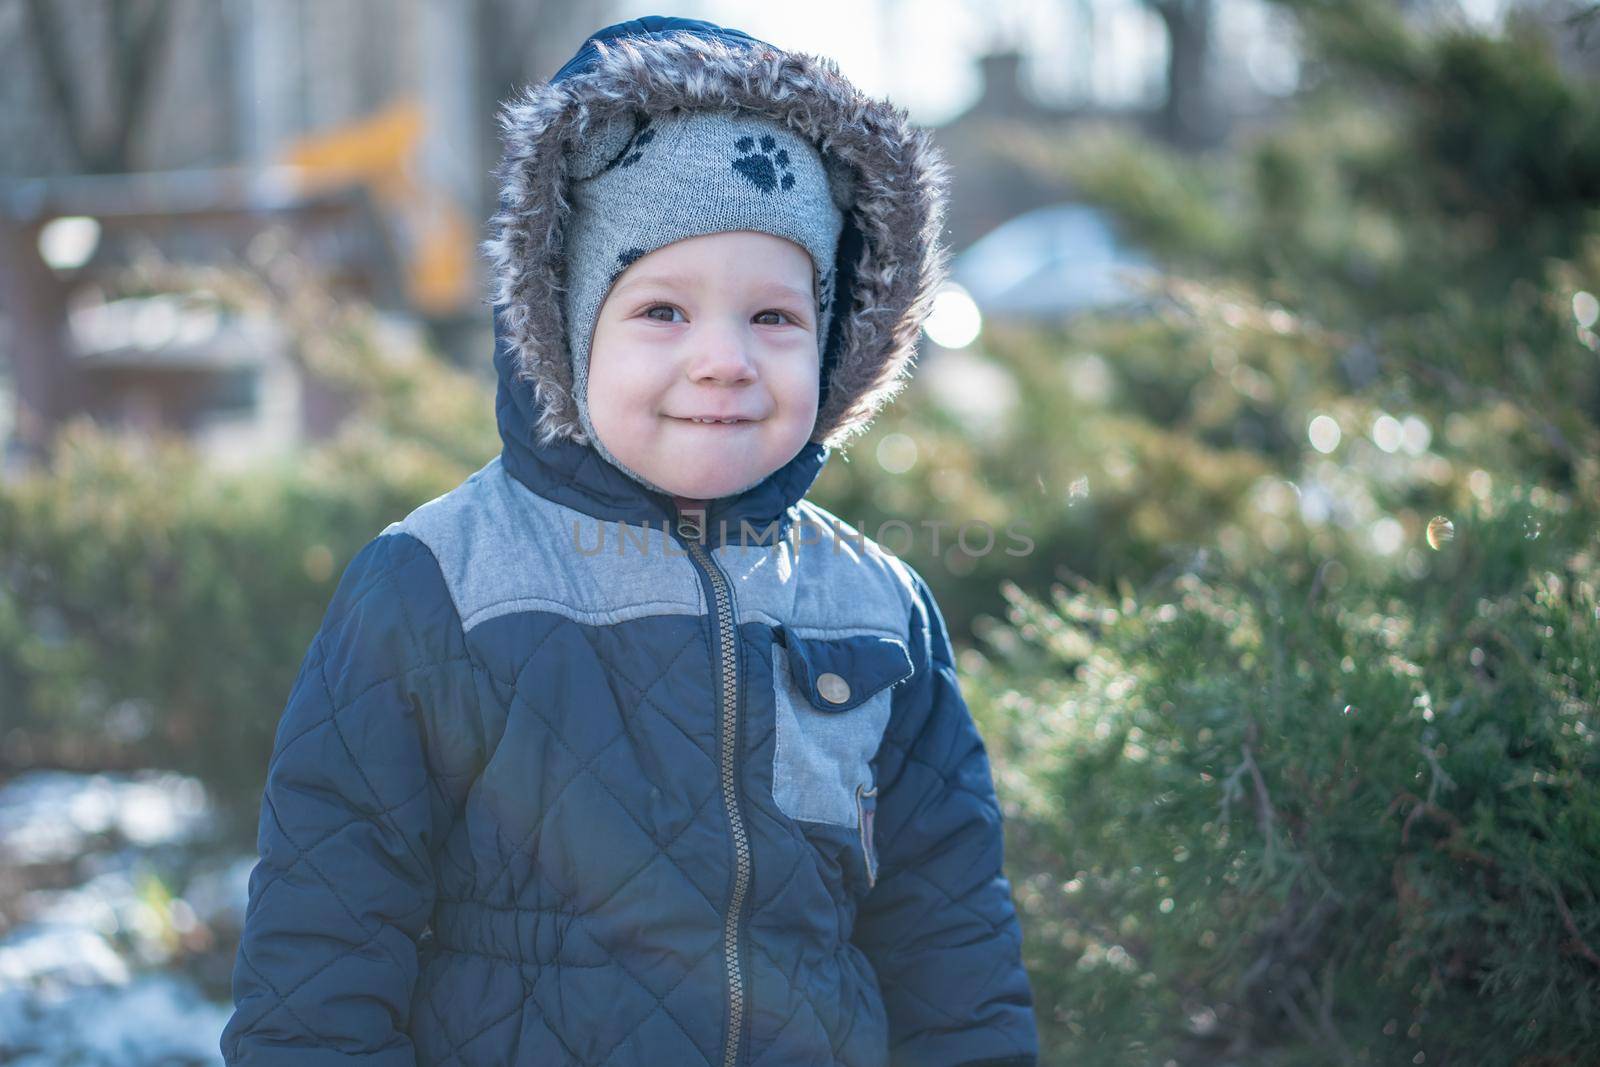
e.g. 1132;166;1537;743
567;108;652;182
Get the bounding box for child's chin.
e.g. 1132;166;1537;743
660;457;766;501
669;473;752;500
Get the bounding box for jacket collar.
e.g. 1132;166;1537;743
493;309;829;547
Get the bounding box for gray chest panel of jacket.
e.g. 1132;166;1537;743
386;455;915;643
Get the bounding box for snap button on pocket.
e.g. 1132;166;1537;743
817;672;851;704
773;628;914;715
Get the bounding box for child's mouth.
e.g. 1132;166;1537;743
670;416;758;427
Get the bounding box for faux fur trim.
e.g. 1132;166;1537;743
482;29;953;450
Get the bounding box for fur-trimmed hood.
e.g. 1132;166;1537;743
482;15;953;456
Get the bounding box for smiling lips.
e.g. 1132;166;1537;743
673;415;758;425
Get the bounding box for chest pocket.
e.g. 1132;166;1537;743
770;626;915;828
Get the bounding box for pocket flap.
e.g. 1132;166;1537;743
775;628;914;713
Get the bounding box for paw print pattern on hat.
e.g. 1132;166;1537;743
732;134;796;194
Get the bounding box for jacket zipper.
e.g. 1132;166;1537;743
676;504;750;1067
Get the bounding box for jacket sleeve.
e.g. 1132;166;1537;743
221;532;466;1066
852;565;1040;1067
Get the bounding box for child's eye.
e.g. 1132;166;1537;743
640;305;803;327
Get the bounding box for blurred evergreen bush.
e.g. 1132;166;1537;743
823;1;1599;1062
0;251;499;821
974;487;1597;1064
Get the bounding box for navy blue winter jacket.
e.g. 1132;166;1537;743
221;16;1038;1067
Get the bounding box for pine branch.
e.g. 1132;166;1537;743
1542;874;1600;971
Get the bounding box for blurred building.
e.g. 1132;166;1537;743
21;1;1590;464
930;0;1303;324
0;0;613;473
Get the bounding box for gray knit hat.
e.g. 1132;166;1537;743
562;106;847;494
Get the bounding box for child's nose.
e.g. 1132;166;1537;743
685;323;759;384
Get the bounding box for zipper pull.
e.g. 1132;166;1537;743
675;498;707;543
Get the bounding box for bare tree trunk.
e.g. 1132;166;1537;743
0;213;81;469
21;0;175;174
1150;0;1222;150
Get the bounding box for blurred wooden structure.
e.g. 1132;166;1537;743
0;166;405;473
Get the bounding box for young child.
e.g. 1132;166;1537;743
221;15;1038;1067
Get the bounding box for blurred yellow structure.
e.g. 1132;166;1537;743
283;100;474;315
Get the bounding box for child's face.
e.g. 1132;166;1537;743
587;230;821;501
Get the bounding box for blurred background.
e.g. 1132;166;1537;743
2;1;1599;1063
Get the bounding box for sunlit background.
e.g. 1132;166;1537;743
3;1;1599;1063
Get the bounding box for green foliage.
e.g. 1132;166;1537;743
973;484;1598;1064
811;4;1600;1062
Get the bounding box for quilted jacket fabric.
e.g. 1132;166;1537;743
221;15;1038;1067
